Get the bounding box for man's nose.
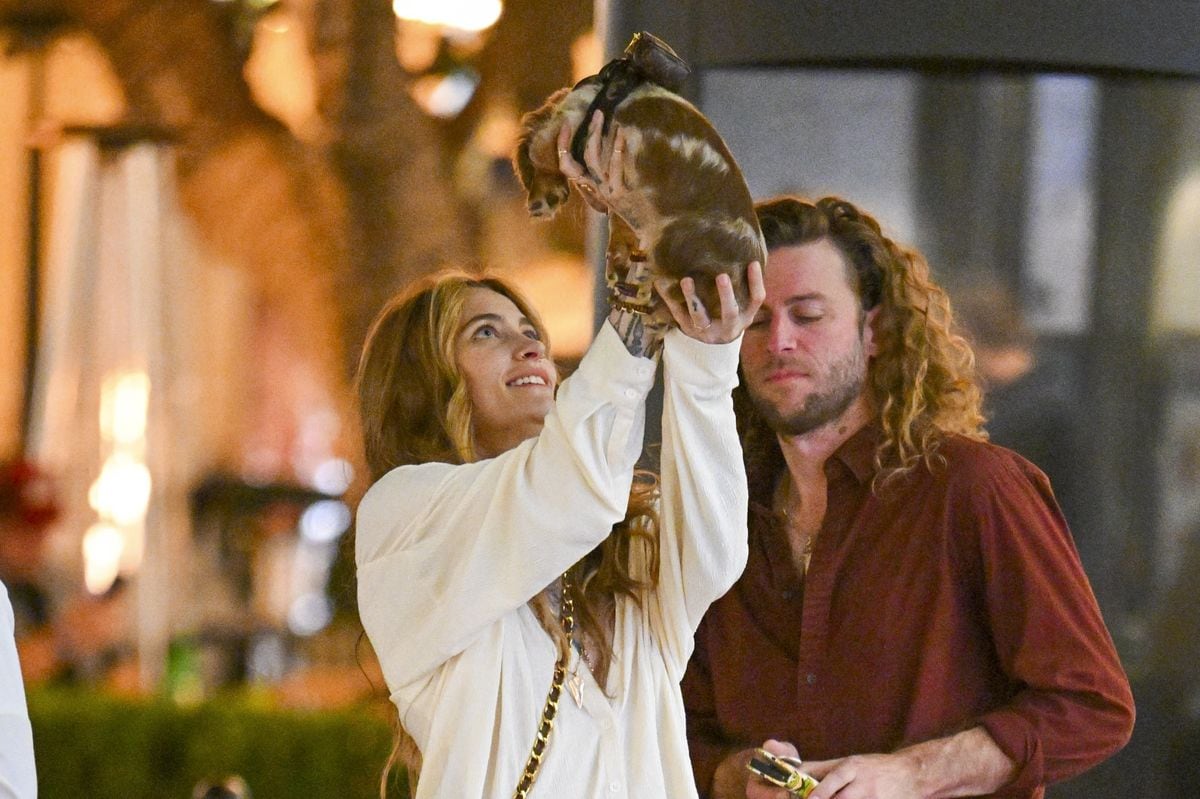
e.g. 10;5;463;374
766;319;797;354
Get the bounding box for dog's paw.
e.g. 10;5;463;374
527;179;570;218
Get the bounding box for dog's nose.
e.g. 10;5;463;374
528;200;545;214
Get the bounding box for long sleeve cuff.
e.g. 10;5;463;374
662;329;743;392
978;710;1044;796
581;320;660;402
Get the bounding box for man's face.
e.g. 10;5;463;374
741;240;877;436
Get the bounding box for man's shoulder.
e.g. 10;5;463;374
938;432;1030;469
932;433;1049;493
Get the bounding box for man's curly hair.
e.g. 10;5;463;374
739;196;986;489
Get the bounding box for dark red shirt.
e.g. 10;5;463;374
683;425;1134;798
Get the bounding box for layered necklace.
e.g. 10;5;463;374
776;477;818;575
548;573;601;709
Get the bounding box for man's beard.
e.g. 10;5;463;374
749;342;867;436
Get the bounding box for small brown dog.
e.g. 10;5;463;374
513;32;765;316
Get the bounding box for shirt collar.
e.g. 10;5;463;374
748;420;880;524
826;421;880;485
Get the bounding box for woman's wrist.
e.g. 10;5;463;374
607;305;665;359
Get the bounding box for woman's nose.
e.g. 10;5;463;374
516;336;545;360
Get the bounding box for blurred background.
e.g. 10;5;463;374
0;0;1197;796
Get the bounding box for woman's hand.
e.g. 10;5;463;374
656;261;765;345
557;111;630;215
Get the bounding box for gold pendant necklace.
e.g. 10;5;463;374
567;667;585;708
778;477;817;575
561;574;586;709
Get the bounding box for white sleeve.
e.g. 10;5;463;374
356;324;658;691
0;582;37;799
650;329;749;679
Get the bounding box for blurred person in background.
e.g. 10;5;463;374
953;279;1099;575
354;123;765;797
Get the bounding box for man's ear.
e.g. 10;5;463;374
863;306;881;357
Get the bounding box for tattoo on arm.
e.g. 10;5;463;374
607;306;664;359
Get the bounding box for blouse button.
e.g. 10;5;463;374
806;673;816;685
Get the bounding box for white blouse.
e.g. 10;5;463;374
0;581;37;798
356;324;749;799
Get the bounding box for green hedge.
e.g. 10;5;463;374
27;688;409;799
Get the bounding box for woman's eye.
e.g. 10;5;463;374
523;328;541;341
472;324;498;339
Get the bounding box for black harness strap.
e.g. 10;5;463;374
567;32;692;171
568;59;641;167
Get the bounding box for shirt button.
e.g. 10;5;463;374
781;588;794;600
609;782;620;793
806;673;816;685
624;388;637;399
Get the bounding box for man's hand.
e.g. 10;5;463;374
712;740;801;799
710;747;756;799
803;727;1018;799
803;751;923;799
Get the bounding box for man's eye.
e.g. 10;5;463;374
748;316;769;328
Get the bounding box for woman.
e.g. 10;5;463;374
354;123;764;798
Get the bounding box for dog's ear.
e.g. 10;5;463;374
512;132;536;195
513;93;559;194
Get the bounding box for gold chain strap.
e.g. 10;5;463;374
513;571;576;799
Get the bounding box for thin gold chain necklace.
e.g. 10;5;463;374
777;477;817;574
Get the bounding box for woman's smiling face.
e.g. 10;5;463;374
454;287;557;458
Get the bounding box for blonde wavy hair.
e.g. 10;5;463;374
355;269;659;796
739;196;986;490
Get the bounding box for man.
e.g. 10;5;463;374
682;196;1134;799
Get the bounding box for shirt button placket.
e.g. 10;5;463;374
597;706;624;797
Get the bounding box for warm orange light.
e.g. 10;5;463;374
82;522;124;595
88;452;151;527
392;0;502;33
99;371;149;445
